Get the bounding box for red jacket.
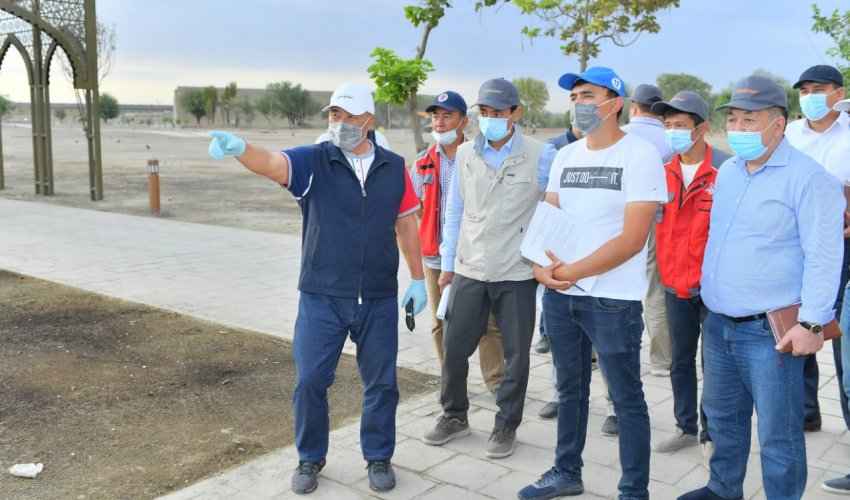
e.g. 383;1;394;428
656;146;731;298
414;145;443;257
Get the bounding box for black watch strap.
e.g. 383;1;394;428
800;321;824;334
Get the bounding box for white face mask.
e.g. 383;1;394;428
430;122;462;145
328;117;369;151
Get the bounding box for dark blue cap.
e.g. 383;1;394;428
558;66;627;98
716;75;787;111
793;65;844;89
426;91;468;114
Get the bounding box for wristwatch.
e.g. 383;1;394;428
800;321;825;335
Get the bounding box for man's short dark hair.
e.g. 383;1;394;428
636;102;653;114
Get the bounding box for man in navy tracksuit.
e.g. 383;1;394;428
207;82;426;495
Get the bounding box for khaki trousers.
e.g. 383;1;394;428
424;264;504;390
645;226;672;371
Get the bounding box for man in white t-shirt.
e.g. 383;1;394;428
519;67;666;500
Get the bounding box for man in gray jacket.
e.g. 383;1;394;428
421;78;556;458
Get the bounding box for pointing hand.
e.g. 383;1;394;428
208;130;246;160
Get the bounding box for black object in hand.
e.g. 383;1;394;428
405;298;415;332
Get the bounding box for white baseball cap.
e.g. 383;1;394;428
834;99;850;112
323;82;375;115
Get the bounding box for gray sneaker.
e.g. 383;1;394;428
485;426;517;458
421;415;471;445
366;460;396;492
653;428;697;452
537;401;558;420
533;335;550;354
600;415;618;436
291;459;326;494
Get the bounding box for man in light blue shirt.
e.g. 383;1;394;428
679;75;843;500
421;78;556;460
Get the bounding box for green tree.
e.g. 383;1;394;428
202;85;218;126
55;107;67;123
180;89;206;125
220;82;238;126
812;4;850;83
512;77;549;131
369;0;449;152
655;73;713;103
237;96;256;128
99;92;119;123
256;94;275;127
264;81;321;128
478;0;680;71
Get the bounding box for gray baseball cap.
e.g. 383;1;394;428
473;78;521;110
632;84;664;105
716;75;787;111
651;91;710;122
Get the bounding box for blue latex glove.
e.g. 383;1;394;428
401;279;427;316
208;130;246;160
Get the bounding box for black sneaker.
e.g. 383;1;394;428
291;459;326;494
366;460;396;491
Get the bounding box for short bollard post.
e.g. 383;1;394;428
148;159;160;215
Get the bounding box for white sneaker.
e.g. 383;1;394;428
653;428;697;452
700;440;715;470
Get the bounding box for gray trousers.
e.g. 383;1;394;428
441;274;537;430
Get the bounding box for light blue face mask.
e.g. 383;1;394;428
800;89;838;121
665;128;696;154
727;117;778;161
478;113;513;142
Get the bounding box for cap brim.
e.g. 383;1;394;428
792;77;840;89
471;99;514;110
558;73;581;91
834;99;850;112
650;102;676;116
715;99;775;112
425;103;463;113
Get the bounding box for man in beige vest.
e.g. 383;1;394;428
421;78;557;458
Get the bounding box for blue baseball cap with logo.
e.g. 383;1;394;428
558;66;627;98
426;91;468;114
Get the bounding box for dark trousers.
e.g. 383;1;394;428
803;238;850;428
665;292;710;442
440;274;537;430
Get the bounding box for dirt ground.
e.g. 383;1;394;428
0;270;434;499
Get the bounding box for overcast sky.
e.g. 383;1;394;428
0;0;846;112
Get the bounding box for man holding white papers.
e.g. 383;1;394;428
519;67;665;500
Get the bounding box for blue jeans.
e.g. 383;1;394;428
665;292;710;442
841;284;850;408
292;292;399;462
702;312;806;499
544;290;650;500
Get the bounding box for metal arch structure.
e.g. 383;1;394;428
0;0;102;200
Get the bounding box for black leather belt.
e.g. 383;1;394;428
724;313;767;323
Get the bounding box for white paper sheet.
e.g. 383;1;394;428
520;201;597;292
436;284;451;320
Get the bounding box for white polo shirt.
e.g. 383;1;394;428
546;133;667;300
786;112;850;184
